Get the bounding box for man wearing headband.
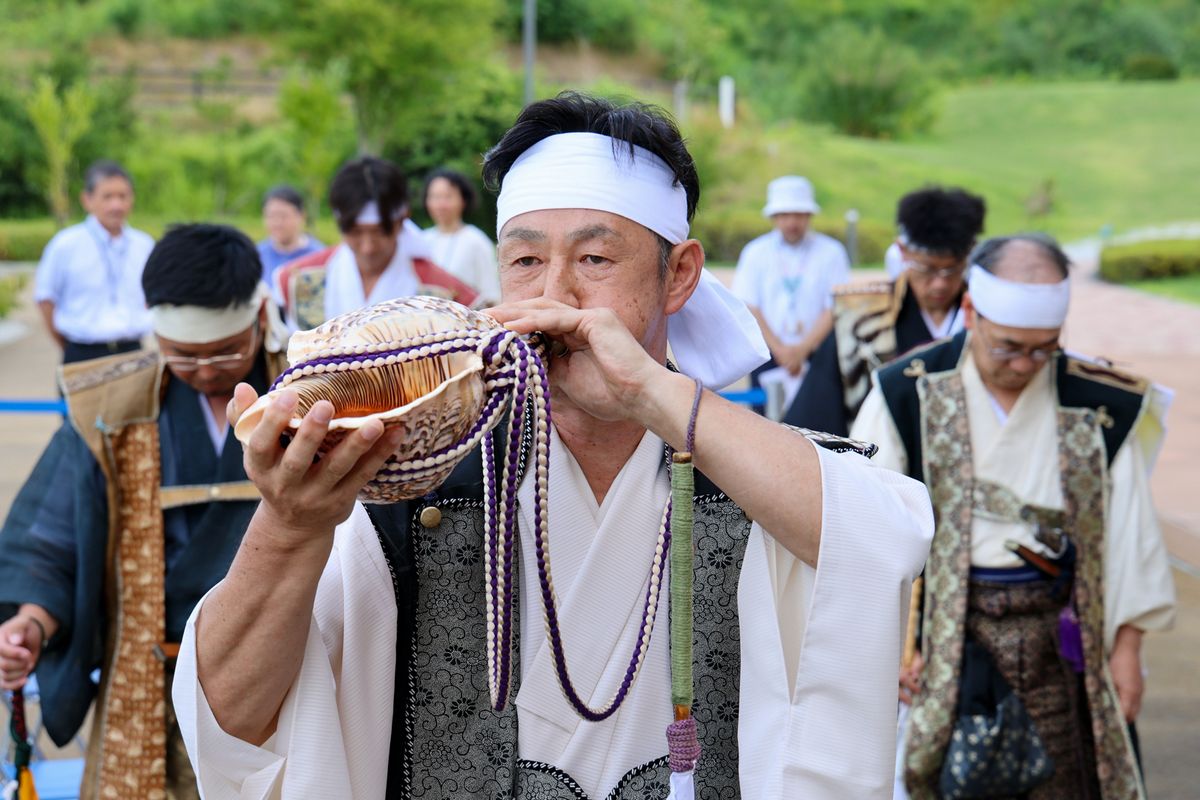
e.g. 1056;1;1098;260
853;235;1175;798
275;156;477;331
0;224;289;799
176;93;933;799
732;175;851;410
784;186;985;436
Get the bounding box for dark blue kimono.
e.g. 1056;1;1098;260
0;358;269;745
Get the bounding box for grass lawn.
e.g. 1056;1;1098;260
1128;274;1200;305
698;80;1200;243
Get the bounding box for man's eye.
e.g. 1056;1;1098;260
514;256;540;267
582;254;609;265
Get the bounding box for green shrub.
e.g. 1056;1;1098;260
0;219;59;262
1121;54;1180;81
1099;239;1200;282
0;272;29;319
800;23;936;139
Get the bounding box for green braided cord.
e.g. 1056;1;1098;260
669;457;695;709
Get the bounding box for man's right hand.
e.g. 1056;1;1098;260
230;383;403;545
899;652;924;705
0;615;47;690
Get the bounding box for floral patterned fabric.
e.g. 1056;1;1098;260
401;495;749;799
903;366;1143;800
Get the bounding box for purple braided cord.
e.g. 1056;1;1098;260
528;352;673;722
276;325;670;719
666;717;701;772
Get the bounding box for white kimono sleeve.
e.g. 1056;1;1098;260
737;443;933;799
171;504;397;800
1103;419;1176;647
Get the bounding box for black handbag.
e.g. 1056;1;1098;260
937;639;1055;798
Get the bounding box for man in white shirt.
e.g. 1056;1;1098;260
732;176;850;407
173;92;933;799
34;160;155;364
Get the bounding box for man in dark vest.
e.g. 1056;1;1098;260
175;92;934;799
853;234;1175;799
0;224;287;800
784;186;985;435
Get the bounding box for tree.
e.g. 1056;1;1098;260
278;66;356;217
286;0;501;154
24;75;96;227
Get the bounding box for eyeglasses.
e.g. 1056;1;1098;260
975;318;1060;363
905;260;966;280
162;323;259;372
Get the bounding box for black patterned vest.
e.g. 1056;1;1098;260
365;426;874;799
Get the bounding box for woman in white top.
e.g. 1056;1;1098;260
422;168;501;304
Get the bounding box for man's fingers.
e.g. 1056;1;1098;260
332;425;402;494
497;307;586;338
316;418;387;488
278;401;335;479
228;382;260;427
245;391;299;472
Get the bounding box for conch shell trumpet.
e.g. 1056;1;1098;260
233;296;508;502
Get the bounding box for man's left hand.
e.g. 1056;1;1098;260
1109;626;1145;723
485;298;663;424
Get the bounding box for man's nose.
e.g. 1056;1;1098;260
540;260;579;306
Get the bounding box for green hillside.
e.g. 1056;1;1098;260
693;80;1200;249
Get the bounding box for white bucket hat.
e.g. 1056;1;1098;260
762;175;821;217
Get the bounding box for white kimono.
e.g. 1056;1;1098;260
323;220;433;321
173;430;934;799
853;352;1176;648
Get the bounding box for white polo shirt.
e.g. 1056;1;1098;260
33;215;155;343
732;229;851;345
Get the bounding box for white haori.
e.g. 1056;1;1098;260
173;435;933;799
323;220;432;321
515;427;673;797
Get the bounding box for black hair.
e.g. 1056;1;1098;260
329;156;408;236
263;184;306;214
483;91;700;223
423;168;478;214
896;186;986;258
970;233;1070;280
142;224;262;309
84;160;133;194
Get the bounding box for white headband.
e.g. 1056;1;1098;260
968;265;1069;329
355;200;406;227
495;132;767;388
496;131;689;244
151;282;268;344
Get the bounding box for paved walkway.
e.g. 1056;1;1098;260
0;259;1197;794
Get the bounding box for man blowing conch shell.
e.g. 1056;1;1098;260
173;92;935;799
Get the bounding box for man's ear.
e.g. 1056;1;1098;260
664;239;704;316
961;291;976;330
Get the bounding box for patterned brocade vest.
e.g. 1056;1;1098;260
875;333;1151;800
58;348;285;800
831;275;909;422
367;427;873;799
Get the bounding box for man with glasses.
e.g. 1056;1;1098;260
784;186;985;436
0;224;287;799
853;234;1175;799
